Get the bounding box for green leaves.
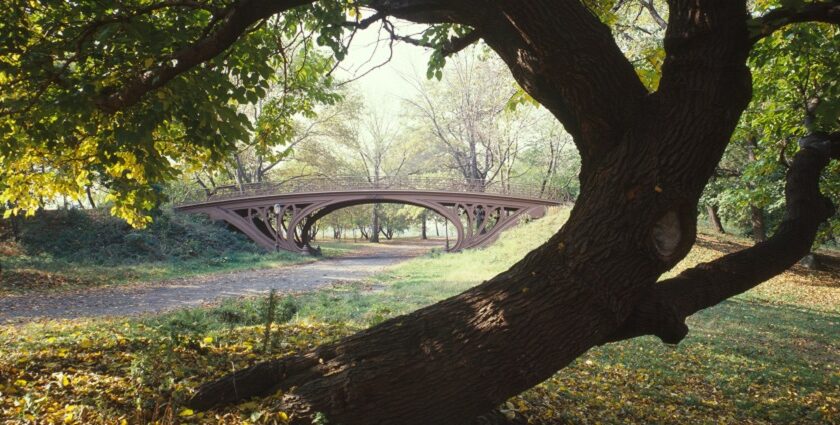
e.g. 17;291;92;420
0;0;342;225
708;19;839;241
420;24;474;80
635;46;665;91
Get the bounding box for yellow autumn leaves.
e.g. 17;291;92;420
0;320;352;424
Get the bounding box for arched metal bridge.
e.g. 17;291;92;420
174;176;565;253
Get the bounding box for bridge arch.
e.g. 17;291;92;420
295;197;465;250
174;177;562;254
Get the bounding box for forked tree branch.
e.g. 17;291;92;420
607;132;840;345
749;1;840;44
639;0;667;30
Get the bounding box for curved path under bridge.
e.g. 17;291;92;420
175;177;564;253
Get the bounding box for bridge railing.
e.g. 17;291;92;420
175;176;567;205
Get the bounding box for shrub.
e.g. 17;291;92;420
14;208;262;265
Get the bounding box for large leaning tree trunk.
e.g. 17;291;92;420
84;0;840;423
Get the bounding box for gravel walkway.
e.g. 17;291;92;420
0;242;436;323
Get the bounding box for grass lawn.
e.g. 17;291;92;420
0;207;837;424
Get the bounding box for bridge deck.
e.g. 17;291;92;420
174;176;566;207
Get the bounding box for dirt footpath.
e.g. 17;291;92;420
0;241;438;323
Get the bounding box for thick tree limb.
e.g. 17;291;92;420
481;0;648;167
749;1;840;44
94;0;312;113
651;0;754;203
607;132;840;344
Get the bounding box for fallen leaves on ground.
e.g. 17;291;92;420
0;227;837;424
0;269;95;293
0;320;355;424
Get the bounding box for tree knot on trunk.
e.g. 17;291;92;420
652;210;681;259
650;204;695;268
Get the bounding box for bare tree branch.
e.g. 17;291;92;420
639;0;667;30
750;1;840;44
380;20;480;56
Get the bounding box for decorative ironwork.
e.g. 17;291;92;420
174;176;566;254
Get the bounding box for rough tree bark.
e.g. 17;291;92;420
85;0;839;423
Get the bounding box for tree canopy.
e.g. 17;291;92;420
1;0;346;225
2;1;837;225
707;22;839;243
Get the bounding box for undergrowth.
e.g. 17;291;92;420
0;209;313;293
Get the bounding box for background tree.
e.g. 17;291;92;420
181;36;341;195
405;49;530;191
707;23;839;245
377;204;414;240
516;116;581;201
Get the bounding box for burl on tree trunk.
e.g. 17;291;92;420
128;1;836;423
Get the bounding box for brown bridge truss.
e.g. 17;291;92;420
174;177;565;253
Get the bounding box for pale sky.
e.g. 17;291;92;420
332;20;434;113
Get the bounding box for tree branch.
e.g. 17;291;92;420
606;132;840;345
441;30;481;56
639;0;667;30
749;1;840;44
94;0;312;113
379;19;480;57
342;11;386;30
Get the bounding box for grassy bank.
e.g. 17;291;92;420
0;207;837;424
0;209;315;294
